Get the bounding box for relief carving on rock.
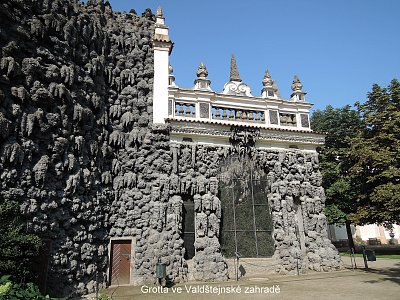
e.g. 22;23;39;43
229;126;260;156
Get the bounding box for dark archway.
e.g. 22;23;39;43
181;195;195;260
218;156;274;258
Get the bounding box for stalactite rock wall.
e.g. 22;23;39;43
0;0;341;297
0;0;158;296
172;144;341;278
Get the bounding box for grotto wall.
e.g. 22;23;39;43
172;143;342;275
172;144;228;281
0;0;165;296
0;0;341;297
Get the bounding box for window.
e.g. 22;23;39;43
182;197;195;259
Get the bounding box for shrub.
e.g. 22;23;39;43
0;275;57;299
0;199;42;281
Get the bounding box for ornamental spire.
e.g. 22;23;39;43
194;62;212;91
229;54;242;82
262;69;273;87
196;62;208;79
169;64;176;86
156;6;163;18
291;74;303;92
290;74;306;101
261;68;277;98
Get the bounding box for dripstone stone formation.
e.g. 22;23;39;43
0;0;341;297
0;0;157;296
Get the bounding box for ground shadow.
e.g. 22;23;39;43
361;261;400;285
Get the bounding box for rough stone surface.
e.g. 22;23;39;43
173;144;342;277
0;0;158;296
0;0;341;297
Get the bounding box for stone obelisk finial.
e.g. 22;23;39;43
291;74;303;92
194;62;211;90
262;69;273;87
156;6;163;18
229;54;242;82
290;74;306;101
196;62;208;79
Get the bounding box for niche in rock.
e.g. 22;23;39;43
218;156;274;258
182;194;195;260
294;196;306;255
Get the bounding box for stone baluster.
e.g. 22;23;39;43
215;107;221;119
290;115;296;125
185;105;191;117
222;109;227;120
248;111;254;121
191;104;196;117
236;110;242;120
178;103;184;116
229;109;235;120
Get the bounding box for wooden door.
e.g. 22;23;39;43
110;240;131;285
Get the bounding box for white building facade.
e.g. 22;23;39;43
153;9;324;153
328;224;400;245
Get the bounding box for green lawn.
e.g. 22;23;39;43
340;253;400;259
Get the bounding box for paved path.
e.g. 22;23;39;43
93;257;400;300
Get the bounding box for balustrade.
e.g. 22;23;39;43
279;113;297;126
212;106;265;123
170;101;308;129
175;102;196;118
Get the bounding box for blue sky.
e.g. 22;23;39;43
107;0;400;112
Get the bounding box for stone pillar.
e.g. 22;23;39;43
192;192;228;281
153;7;173;124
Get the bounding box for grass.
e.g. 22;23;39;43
340;253;400;259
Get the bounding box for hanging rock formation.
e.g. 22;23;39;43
0;0;341;297
0;0;160;296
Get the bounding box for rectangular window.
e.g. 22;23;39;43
300;114;310;128
182;200;195;259
269;110;279;125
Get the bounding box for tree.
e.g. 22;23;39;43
311;105;363;222
311;105;363;249
349;79;400;227
0;198;42;282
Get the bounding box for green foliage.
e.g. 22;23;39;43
312;79;400;227
311;105;363;224
0;198;42;281
324;203;347;224
0;275;57;299
349;79;400;226
99;289;111;300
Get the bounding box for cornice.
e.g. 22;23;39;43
167;118;325;145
